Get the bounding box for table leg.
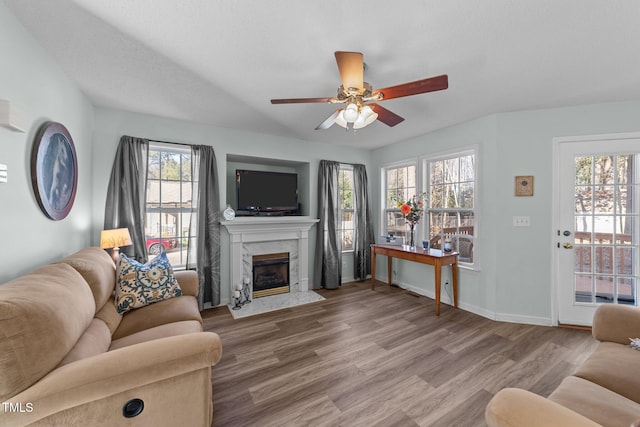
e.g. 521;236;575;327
452;260;459;309
435;262;442;316
371;249;376;290
387;256;393;285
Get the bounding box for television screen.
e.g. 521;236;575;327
236;169;298;213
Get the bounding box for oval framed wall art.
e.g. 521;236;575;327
31;121;78;220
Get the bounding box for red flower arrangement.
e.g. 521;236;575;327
394;192;428;247
395;192;427;226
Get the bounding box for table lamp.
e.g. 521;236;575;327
100;228;132;263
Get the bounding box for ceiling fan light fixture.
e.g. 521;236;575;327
355;105;378;129
343;103;359;122
334;109;348;128
271;51;448;132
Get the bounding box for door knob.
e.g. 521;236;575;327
563;243;574;249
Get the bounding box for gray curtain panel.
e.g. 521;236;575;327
104;135;149;262
187;145;221;309
314;160;342;289
353;164;375;280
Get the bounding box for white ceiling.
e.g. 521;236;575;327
6;0;640;149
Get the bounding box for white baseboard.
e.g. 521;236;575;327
493;312;553;326
380;278;553;327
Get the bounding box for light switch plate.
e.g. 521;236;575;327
513;216;530;227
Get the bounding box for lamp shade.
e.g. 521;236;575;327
100;228;132;249
334;109;348;128
343;103;359;123
353;105;378;129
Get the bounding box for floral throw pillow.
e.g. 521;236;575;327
115;252;182;314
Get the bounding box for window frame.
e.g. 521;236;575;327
422;145;479;269
380;159;419;243
339;164;355;253
146;141;193;268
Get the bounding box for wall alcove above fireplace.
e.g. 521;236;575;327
225;154;310;216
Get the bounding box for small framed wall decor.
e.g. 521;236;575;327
31;121;78;220
514;175;534;197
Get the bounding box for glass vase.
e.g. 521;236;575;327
409;223;415;248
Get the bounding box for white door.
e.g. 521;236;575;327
555;134;640;326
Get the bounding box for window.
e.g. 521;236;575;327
339;166;355;251
382;163;417;242
145;143;193;267
425;149;476;264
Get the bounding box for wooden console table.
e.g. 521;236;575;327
371;244;459;316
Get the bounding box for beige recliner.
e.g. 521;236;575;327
0;247;222;426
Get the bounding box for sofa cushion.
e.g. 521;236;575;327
58;318;111;366
574;341;640;403
109;320;203;350
94;295;123;335
113;295;202;340
548;375;640;427
115;253;182;314
57;247;116;311
0;263;94;401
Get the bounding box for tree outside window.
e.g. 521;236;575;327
427;151;476;264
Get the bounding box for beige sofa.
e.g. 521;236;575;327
0;247;222;427
486;304;640;427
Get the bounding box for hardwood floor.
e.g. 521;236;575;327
202;280;597;427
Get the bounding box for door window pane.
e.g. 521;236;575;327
572;154;639;305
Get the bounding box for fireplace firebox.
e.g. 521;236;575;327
252;252;290;298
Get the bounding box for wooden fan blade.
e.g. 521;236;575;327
271;97;331;104
374;74;448;101
369;103;405;127
335;51;364;91
315;109;341;130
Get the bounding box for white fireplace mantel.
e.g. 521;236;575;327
221;216;319;298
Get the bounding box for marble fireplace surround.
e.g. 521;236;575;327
221;216;321;317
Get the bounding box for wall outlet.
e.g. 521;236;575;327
513;216;531;227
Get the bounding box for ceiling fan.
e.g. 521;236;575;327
271;51;448;131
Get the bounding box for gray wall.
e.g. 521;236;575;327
372;100;640;325
91;107;373;304
0;3;95;282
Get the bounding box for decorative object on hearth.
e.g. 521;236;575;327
271;51;448;132
231;280;252;310
223;204;235;220
242;276;252;305
100;228;133;263
231;288;243;310
31;121;78;220
394;192;427;248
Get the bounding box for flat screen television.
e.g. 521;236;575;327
236;169;299;214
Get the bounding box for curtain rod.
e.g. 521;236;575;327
323;159;366;168
148;138;194;148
